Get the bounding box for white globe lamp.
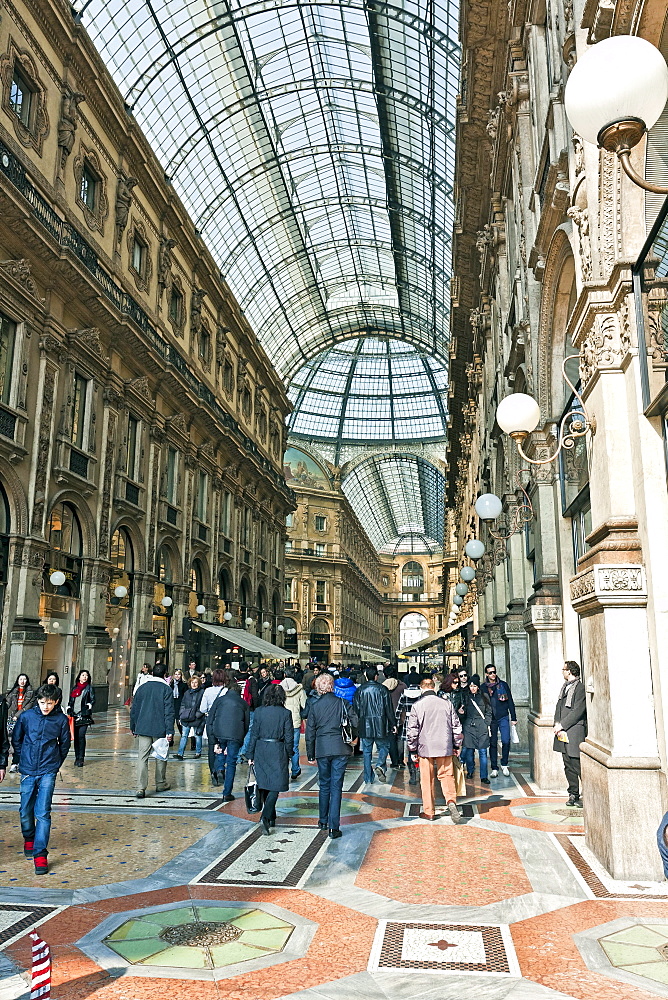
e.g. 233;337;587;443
453;595;464;606
277;624;284;632
245;617;253;626
465;539;485;560
49;570;66;587
114;585;128;599
161;596;173;608
51;620;60;631
262;621;271;630
565;35;668;148
223;611;232;621
455;583;469;597
475;493;503;521
460;566;475;583
496;393;541;439
196;604;206;615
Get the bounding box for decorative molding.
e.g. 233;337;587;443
570;564;647;610
0;37;49;155
73;142;109;236
126;216;153;293
523;604;562;628
0;259;43;303
57;89;85;171
125;376;153;404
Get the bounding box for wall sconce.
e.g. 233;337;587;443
565;35;668;193
496;356;594;464
475;473;534;539
465;539;485;560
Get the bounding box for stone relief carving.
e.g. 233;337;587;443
157;237;177;298
567;205;592;281
126;376;153;402
580;314;623;387
57;90;85;171
0;259;43;301
190;288;206;337
114;175;137;245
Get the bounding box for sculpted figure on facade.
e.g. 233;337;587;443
157;237;177;297
567;205;592;281
115;175;137;244
57;90;85;171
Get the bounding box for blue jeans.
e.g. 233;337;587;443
291;727;301;776
490;717;511;769
239;711;254;757
461;747;489;781
214;739;241;797
317;755;348;830
178;726;202;755
20;772;57;858
361;737;390;782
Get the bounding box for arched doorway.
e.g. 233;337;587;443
107;527;134;705
400;611;429;650
310;617;330;664
153;543;175;667
41;501;84;698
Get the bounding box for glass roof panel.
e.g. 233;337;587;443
74;0;459;378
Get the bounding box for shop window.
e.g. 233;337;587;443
0;312;16;406
9;65;33;126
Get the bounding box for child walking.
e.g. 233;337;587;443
12;682;70;875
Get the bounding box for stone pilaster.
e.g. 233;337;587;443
571;560;665;879
524;602;567;790
502;609;530;744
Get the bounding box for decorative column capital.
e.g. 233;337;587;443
570;564;646;613
523;604;563;631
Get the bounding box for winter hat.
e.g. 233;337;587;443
469;673;481;687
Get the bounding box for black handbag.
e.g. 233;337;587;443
341;702;355;745
74;712;94;727
244;764;261;813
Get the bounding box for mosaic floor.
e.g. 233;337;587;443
1;708;668;1000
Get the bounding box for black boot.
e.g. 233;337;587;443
190;736;196;752
407;758;418;786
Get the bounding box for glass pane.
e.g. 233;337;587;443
0;313;16;405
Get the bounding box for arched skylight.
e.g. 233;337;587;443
288;336;448;447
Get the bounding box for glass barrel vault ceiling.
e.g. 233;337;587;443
288;336;448;447
74;0;460;379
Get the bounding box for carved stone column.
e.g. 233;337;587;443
571;557;664;879
488;623;505;676
502;612;529;744
525;603;567;790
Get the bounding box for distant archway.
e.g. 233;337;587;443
400;612;429;649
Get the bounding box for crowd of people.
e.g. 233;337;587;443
0;655;588;876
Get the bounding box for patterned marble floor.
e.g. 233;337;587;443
0;708;667;1000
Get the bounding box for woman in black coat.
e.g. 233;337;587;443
169;668;188;734
461;674;493;784
248;684;293;835
173;675;205;758
305;672;357;838
67;669;95;766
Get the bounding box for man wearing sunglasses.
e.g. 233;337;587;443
481;665;517;778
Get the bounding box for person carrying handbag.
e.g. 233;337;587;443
67;670;95;767
461;675;493;784
306;672;358;839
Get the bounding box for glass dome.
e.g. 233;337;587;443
288;336;448;443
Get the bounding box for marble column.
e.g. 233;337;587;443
572;556;664;879
525;603;568;790
503;609;530;744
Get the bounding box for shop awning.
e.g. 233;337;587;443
398;617;473;655
193;622;286;658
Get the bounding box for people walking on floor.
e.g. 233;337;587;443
383;668;406;768
396;675;424;784
247;683;293;835
306;672;358;839
6;674;36;773
66;670;95;766
481;665;517;778
406;667;421;687
173;675;205;758
280;668;307;779
132;663;152;694
256;666;273;703
199;668;229;777
12;682;70;875
44;672;60;687
553;661;587;806
169;668;187;734
457;667;469;695
441;672;466;717
406;675;463;823
207;676;250;800
238;666;260;763
461;674;492;784
352;665;396;784
129;663;174;798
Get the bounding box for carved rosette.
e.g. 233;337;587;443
570;564;647;612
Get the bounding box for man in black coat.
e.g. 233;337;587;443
207;684;250;800
130;663;175;798
553;661;587;806
352;665;396;784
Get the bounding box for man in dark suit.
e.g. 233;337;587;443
553;661;587;807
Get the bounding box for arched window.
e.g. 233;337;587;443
310;618;330;635
48;502;82;556
157;545;173;583
190;559;203;594
111;527;134;572
0;482;10;593
217;567;231;601
402;561;424;595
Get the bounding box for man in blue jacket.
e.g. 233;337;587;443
481;665;517;778
12;682;71;875
130;662;175;798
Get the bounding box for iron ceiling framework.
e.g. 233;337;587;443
74;0;459;380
